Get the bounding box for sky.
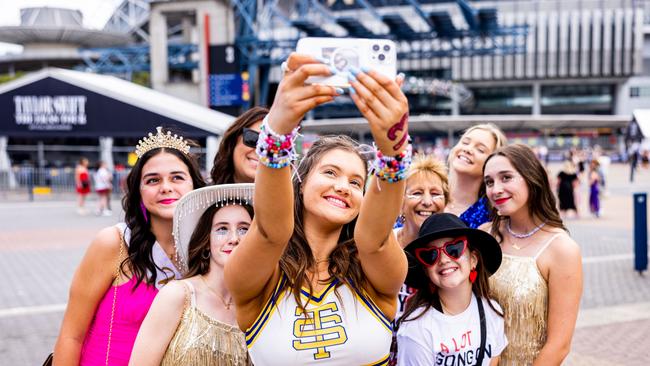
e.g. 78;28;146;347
0;0;122;54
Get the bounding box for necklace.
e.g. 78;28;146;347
507;220;547;250
199;275;232;310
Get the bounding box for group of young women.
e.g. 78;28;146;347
51;53;582;366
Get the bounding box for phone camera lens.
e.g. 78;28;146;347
372;44;380;52
378;54;386;61
383;45;391;52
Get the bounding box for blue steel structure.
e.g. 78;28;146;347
79;44;198;79
84;0;527;107
234;0;528;107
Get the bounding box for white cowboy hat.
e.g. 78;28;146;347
172;183;254;273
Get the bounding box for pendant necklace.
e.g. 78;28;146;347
507;220;547;250
200;275;232;310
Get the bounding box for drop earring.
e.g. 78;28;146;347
140;201;149;223
469;268;478;284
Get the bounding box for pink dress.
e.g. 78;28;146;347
79;276;158;365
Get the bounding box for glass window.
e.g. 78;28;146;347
461;86;533;115
541;84;614;114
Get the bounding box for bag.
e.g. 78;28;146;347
41;228;124;366
42;353;53;366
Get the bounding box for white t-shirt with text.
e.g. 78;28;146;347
396;295;507;366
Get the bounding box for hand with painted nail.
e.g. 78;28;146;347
267;53;341;134
348;68;409;155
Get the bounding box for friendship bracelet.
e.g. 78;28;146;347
372;143;413;183
255;115;300;169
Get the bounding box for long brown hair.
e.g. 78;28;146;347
210;107;269;184
397;245;502;329
483;144;567;243
184;204;255;278
122;140;206;289
279;135;370;314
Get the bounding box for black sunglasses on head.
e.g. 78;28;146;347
242;128;259;148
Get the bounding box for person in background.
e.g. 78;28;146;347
588;159;601;217
75;157;91;215
445;124;507;228
94;161;113;216
483;144;582;365
130;184;254;366
210;107;269;184
53;127;205;365
556;160;579;219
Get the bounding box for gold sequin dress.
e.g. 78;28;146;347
160;280;252;366
489;233;561;366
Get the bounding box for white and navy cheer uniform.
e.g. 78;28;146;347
246;275;393;365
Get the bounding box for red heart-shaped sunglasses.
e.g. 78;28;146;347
414;236;468;267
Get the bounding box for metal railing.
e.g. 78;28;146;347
0;167;130;199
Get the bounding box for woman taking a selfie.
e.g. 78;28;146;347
225;52;410;365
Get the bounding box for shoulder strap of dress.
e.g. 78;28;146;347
178;280;196;310
115;223;129;248
533;233;563;260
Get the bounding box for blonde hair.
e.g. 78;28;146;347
462;123;507;150
448;123;508;166
407;154;450;204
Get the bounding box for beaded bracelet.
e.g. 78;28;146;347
255;115;299;169
372;143;412;183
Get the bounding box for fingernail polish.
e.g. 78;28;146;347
335;87;344;95
361;66;373;73
328;66;338;75
397;72;405;79
349;86;356;95
316;56;329;64
348;66;360;76
347;73;357;82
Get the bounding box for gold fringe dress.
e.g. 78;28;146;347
160;280;252;366
489;233;562;366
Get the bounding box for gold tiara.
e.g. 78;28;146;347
135;127;191;158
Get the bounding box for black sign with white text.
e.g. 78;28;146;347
0;77;208;137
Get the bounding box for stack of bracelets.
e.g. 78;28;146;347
256;115;411;183
372;142;412;183
255;116;299;169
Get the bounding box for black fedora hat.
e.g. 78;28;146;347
404;213;502;289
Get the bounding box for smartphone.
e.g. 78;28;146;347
296;37;397;87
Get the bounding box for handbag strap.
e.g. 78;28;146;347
475;292;487;365
105;228;125;366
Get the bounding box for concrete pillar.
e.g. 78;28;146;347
0;136;17;189
614;82;628;115
150;9;169;91
99;137;114;171
205;135;221;177
450;86;460;116
532;82;541;115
